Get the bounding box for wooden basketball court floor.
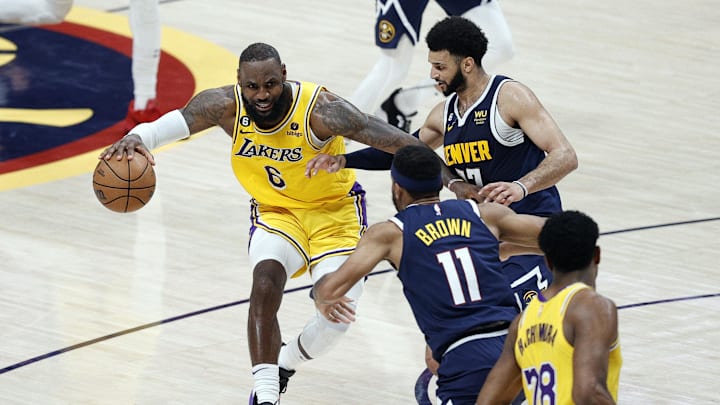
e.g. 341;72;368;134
1;0;719;403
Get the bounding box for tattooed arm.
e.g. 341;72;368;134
309;90;421;153
180;85;237;136
99;85;237;163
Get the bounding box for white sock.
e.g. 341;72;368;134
252;363;279;404
278;336;311;371
129;0;161;109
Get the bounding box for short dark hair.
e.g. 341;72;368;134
239;43;282;66
539;210;599;273
426;16;488;66
392;145;443;197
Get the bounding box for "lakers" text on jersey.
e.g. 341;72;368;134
234;138;302;162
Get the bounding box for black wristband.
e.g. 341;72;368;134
343;129;419;170
344;147;393;170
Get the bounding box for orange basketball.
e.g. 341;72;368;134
92;154;156;213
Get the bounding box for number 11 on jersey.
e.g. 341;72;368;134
436;247;482;305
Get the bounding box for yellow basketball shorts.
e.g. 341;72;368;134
249;183;368;278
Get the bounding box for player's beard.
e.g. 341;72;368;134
442;68;465;96
392;192;401;212
241;87;292;129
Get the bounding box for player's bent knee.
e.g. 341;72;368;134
312;256;365;301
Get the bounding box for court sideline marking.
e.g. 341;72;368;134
1;216;718;376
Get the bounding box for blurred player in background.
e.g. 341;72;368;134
123;0;163;131
350;0;514;131
1;0;162;131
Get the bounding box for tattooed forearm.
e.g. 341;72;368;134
314;92;420;152
361;115;422;151
314;97;368;134
181;86;234;133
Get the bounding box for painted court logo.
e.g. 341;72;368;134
0;7;235;190
0;20;192;173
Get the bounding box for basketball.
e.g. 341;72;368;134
92;154;156;213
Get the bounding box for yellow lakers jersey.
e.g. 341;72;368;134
515;283;622;404
230;81;356;208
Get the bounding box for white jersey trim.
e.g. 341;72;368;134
490;79;525;146
466;199;481;217
450;75;497;128
388;216;403;231
443;329;509;356
305;84;333;150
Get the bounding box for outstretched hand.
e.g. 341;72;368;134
315;296;356;324
98;134;155;165
305;153;346;178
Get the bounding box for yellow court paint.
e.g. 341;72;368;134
0;108;94;127
0;36;17;66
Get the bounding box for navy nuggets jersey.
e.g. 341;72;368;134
443;75;561;216
390;199;518;360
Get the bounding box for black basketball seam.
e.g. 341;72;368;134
101;158;125;180
127;195;150;204
102;195;151;211
130;159;151;182
92;183;155;190
124;158;131;212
